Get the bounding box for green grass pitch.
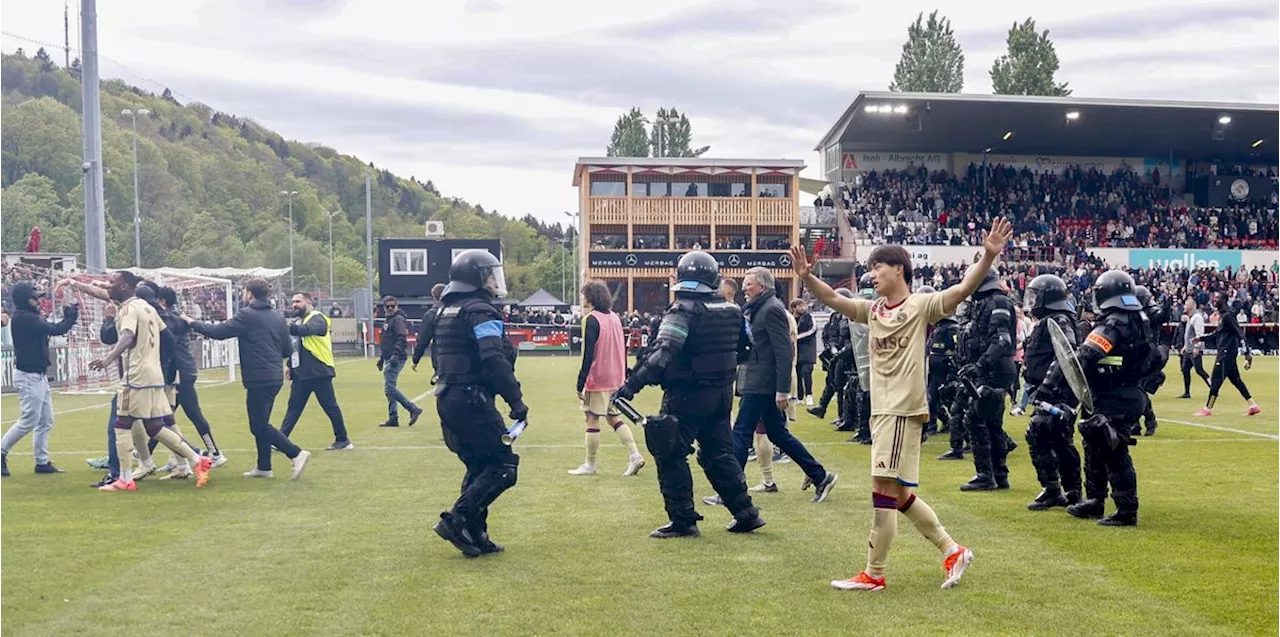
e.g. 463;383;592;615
2;356;1276;636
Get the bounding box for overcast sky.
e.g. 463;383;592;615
3;0;1277;225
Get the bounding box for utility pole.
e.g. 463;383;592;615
365;172;374;356
122;108;149;266
63;2;70;68
80;0;107;271
280;190;298;291
326;209;340;299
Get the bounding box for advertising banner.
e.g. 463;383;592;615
1128;249;1243;271
840;151;948;173
506;324;571;352
589;251;793;270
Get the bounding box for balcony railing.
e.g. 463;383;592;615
587;197;795;226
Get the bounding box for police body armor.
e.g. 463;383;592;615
1087;312;1154;391
968;293;1017;381
433;297;493;386
1024;312;1078;404
850;321;871;392
661;298;741;388
929;320;958;372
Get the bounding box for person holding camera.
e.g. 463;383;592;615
1;282;79;477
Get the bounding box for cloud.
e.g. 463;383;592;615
463;0;504;14
601;0;853;40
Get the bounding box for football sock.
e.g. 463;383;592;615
115;429;135;482
755;432;775;485
131;423;153;467
868;492;899;577
612;421;641;458
584;428;600;467
153;427;199;462
899;493;957;554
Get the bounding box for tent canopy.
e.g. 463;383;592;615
518;289;570;311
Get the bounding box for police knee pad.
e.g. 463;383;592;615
496;462;518;489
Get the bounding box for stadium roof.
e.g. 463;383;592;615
573;157;806;186
816;92;1279;163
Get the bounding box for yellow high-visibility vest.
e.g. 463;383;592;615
301;310;335;368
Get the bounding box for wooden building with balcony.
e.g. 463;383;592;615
572;157;803;314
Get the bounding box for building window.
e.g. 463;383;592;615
633;180;669;197
632;225;669;250
590;180;627;196
758;182;789;198
390;249;428;275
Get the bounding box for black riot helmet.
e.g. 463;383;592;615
834;287;855;299
1133;285;1153;310
444;249;507;298
858;272;876;299
674;251;720;294
966;264;1003;295
1024;274;1073;318
1091;270;1141;312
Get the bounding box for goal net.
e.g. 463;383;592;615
1;263;236;395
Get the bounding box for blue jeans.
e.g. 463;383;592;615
731;394;827;483
1017;383;1034;411
1;371;55;465
382;357;415;422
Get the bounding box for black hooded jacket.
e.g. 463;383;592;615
10;283;78;374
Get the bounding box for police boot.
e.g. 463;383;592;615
650;520;701;539
1027;484;1068;510
1099;510;1138;527
835;419;856;432
1064;490;1082;505
995;475;1010;490
1004;433;1018;454
1066;498;1105;519
806;407;826;419
726;508;766;534
433;512;482;557
1144;420;1158;436
960;474;998;491
1129;422;1141;436
475;531;504;554
937;448;965;460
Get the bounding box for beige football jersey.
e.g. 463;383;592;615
847;292;949;417
116;297;166;388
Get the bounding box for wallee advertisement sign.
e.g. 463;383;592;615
1129;249;1243;271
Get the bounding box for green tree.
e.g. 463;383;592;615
889;11;964;93
1;97;83;190
0;173;72;251
606;108;650;157
990;18;1071;96
650;107;709;158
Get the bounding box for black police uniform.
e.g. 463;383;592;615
939;311;974;460
1132;286;1168;436
961;273;1017;491
1036;271;1155;526
1021;275;1083;510
615;252;763;538
431;250;528;556
926;316;959;434
812;312;850;421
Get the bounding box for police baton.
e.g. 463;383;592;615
501;420;528;446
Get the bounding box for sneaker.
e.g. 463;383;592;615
157;459;178;473
1010;407;1024;417
805;396;814;407
160;466;192;480
34;462;65;474
90;474;115;488
98;478;137;492
941;546;973;589
244;469;274;478
1193;408;1212;416
1175;393;1191;399
133;464;158;481
326;440;355;451
290;450;312;481
749;481;779;493
806;407;825;419
726;511;766;533
378;420;400;428
567;463;597;476
746;448;758;462
938;449;965;461
773;451;791;464
86;456;110;470
408;406;423;426
193;456;213;488
211;454;229;469
811;473;839;503
1246;405;1261;416
831;571;885;591
650;522;700;539
702;494;724;506
622;456;646;477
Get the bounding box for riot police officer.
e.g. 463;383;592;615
1132;285;1167;436
843;274;874;444
431;250;529;556
922;285;956;436
1035;270;1156;526
809;288;854;424
1021;274;1083;510
960;268;1017;491
938;301;973;460
612;252;765;538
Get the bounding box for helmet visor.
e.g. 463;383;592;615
484;265;508;298
1024;288;1040;312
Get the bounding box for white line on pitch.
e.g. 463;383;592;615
1161;418;1279;440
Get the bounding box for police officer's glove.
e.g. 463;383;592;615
376;358;384;372
1244;357;1253;371
612;384;637;403
508;401;529;422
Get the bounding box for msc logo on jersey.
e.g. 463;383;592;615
873;336;911;351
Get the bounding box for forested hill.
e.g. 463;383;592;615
0;50;574;298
